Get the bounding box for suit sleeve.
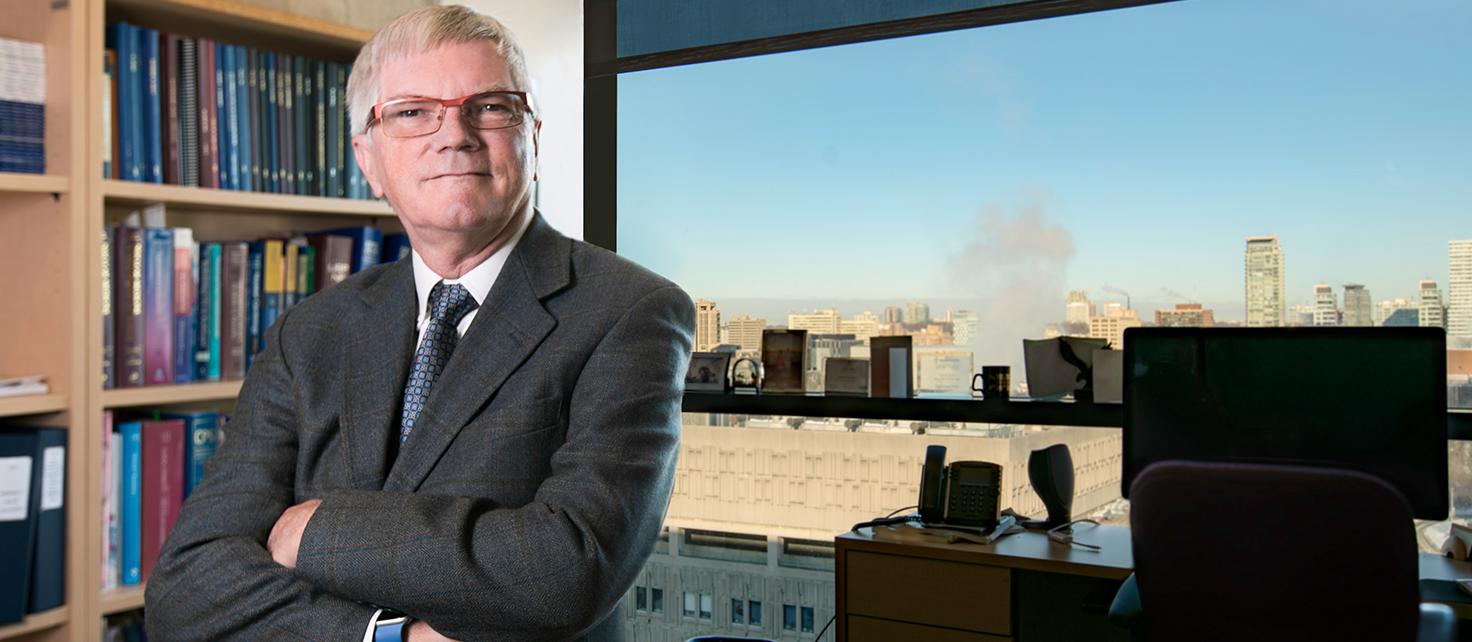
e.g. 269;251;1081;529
145;308;378;641
293;284;695;642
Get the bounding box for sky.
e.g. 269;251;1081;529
615;0;1472;324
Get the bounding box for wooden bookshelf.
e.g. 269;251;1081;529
108;0;372;59
0;608;69;641
104;179;393;217
99;585;146;617
101;381;244;408
0;394;70;418
0;172;68;194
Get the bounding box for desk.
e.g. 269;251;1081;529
835;524;1472;642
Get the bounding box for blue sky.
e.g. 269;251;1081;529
616;0;1471;321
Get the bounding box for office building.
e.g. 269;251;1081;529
1383;308;1420;327
1289;303;1315;327
787;308;841;335
883;306;904;325
950;309;979;346
1421;280;1446;329
1451;240;1472;339
1155;303;1215;327
726;315;767;355
1089;307;1142;349
695;299;721;352
905;300;931;326
1066;291;1095;326
1375;298;1417;326
1245;236;1285;327
1313;284;1339;327
1342;284;1372;327
838;311;881;344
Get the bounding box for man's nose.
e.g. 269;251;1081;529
432;105;481;149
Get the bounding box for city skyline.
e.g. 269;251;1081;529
618;0;1471;313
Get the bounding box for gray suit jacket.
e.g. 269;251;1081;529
145;214;695;642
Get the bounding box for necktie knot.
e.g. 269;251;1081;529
428;281;478;326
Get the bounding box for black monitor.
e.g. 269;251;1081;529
1122;327;1448;519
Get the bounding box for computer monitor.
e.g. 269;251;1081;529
1122;327;1448;519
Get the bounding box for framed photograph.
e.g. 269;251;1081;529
684;352;732;393
824;357;869;396
870;335;913;398
761;329;807;394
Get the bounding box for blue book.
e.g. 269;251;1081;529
215;42;228;190
142;28;162;183
111;24;140;182
222;45;239;191
0;428;41;624
206;243;223;380
160;412;219;497
142;228;175;385
382;234;411;263
264;52;278;194
118;421;143;586
235;46;252;194
313;227;382;274
26;428;66;614
244;242;263;369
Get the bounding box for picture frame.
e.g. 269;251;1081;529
824;357;869;396
761;329;807;394
684;352;732;393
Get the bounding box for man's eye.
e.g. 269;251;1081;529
477;102;510;113
394;109;422;119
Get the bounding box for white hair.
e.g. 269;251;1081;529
346;5;533;136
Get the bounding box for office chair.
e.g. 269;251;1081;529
1109;460;1457;642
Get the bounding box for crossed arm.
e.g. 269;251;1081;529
145;285;694;641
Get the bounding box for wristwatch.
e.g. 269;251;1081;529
373;611;408;642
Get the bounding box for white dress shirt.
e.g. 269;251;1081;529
409;211;533;347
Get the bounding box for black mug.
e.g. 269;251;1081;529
971;365;1010;400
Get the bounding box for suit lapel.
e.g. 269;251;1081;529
340;260;417;490
385;214;570;492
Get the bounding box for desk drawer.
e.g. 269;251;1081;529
847;615;1011;642
845;550;1011;635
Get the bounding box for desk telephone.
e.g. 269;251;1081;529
918;445;1003;529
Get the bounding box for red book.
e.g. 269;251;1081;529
140;418;185;582
198;39;217;189
162;32;180;185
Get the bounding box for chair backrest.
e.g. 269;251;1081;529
1129;460;1421;642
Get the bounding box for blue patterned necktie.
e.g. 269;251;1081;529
399;281;478;443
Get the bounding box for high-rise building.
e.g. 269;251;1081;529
1155;303;1215;327
1089;307;1141;349
1288;303;1315;327
1375;298;1417;326
695;299;721;351
1342;284;1371;327
905;300;931;326
1420;280;1446;329
788;309;841;335
1065;291;1094;326
1245;236;1285;327
1313;284;1339;326
838;311;880;344
950;309;979;346
726;315;766;355
883;306;904;325
1450;240;1472;338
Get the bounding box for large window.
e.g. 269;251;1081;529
617;0;1472;636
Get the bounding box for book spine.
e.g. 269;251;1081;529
265;52;277;193
177;39;198;187
116;227;145;387
114;24;138;181
162;33;179;185
143;28;162;183
278;54;293;195
181;414;218;497
27;429;66;613
220;243;248;380
313;61;326;197
221;44;238;191
325;62;339;198
102;226;116;389
214;41;228;190
101;411;118;592
194;242;214;381
139;420;184;583
298;244;316;296
294;56;307;195
197;39;216;189
119;421;142;586
250;49;262;192
283;241;299;309
142;228;174;385
103;49;115;179
235;46;251;194
260;239;284;341
245;242;264;368
207;244;223;380
172;229;196;384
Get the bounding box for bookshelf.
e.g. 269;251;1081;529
0;394;71;419
0;173;68;194
100;381;242;408
0;609;68;641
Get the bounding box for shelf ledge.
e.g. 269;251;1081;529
103;180;393;217
0;607;69;640
0;172;68;195
0;393;69;418
102;381;243;408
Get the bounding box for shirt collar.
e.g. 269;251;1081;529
410;211;535;318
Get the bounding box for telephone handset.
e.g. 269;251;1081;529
918;445;1003;529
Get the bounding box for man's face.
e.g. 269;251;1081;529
354;40;539;240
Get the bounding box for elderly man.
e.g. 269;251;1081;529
145;6;693;642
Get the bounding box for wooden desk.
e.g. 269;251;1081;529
836;523;1472;642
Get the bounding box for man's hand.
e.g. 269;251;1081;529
267;499;321;569
406;619;460;642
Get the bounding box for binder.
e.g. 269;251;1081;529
0;428;39;624
27;428;65;614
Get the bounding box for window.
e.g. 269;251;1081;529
749;600;763;627
652;588;664;613
783;604;797;631
731;597;744;624
635;586;647;611
802;606;815;633
682;591;697;618
699;593;713;620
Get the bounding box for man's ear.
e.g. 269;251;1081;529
352;134;386;199
532;119;542;182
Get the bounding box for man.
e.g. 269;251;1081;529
144;7;693;642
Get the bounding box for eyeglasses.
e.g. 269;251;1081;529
367;91;533;138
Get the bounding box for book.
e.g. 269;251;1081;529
102;226;116;389
177;38;199;187
220;242;249;380
383;233;411;263
245;242;264;366
282;240;299;309
314;226;382;274
172;228;196;384
140;418;184;582
256;239;285;352
0;427;40;624
161;32;179;185
161;412;219;497
111;24;141;181
195;242;220;381
198;38;217;188
115;226;146;388
307;234;352;291
103;49;116;178
27;427;65;614
101;411;120;593
296;242;316;299
222;44;239;191
236;45;252;194
117;420;142;586
142;27;162;183
143;227;175;385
